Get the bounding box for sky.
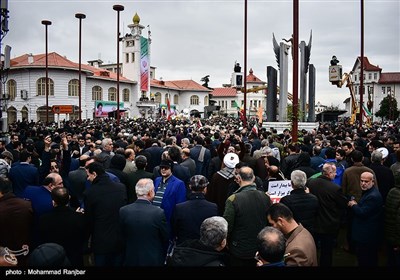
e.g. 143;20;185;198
3;0;400;109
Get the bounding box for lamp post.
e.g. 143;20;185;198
75;13;86;122
113;4;124;125
41;20;51;124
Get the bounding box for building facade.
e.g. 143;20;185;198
2;13;210;125
343;56;400;121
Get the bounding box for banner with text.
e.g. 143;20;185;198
268;180;292;203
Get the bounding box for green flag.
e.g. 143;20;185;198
233;100;239;109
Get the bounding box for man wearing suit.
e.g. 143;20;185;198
145;139;164;173
68;155;89;205
39;187;87;266
9;150;40;198
190;136;211;178
180;148;196;177
119;178;169;266
84;161;127;266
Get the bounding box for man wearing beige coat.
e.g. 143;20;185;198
267;203;318;266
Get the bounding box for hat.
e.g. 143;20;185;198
28;243;70;267
189;175;209;189
377;147;389;159
1;151;13;161
51;143;60;149
159;160;173;170
223;153;240;169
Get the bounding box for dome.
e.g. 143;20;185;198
132;13;140;24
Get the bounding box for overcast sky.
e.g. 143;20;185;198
4;0;400;109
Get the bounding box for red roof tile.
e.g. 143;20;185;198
246;68;264;83
11;52;131;82
379;73;400;84
151;79;210;91
352;56;382;72
210;87;237;97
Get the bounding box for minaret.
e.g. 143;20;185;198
122;12;146;106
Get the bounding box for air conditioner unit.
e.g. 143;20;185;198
21;90;28;99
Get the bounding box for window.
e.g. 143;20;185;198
154;92;161;103
7;79;16;101
387;87;392;95
190;95;199;105
354;75;357;82
382;87;386;94
125;53;129;63
374;73;377;80
355;87;358;95
368;73;372;80
204;95;208;106
92;86;102;101
123;89;130;102
37;77;54;96
231;100;236;108
131;53;135;63
173;94;179;104
68;79;79;97
108;87;117;101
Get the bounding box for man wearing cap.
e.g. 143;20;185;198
153;159;186;225
172;175;218;245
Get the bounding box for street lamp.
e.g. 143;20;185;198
75;13;86;122
113;4;124;125
41;19;51;124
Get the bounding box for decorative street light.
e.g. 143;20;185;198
41;19;52;124
113;4;124;125
75;13;86;122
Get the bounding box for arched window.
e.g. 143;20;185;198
37;77;54;96
68;79;79;97
7;79;16;101
190;95;199;105
108;87;117;101
154;92;162;103
92;86;102;101
204;95;209;106
173;94;179;104
123;88;130;102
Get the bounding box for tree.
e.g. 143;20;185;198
375;94;400;121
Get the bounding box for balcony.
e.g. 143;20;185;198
136;98;158;108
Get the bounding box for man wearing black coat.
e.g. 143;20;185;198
84;162;127;266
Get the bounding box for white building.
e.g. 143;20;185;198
2;13;210;124
343;56;400;121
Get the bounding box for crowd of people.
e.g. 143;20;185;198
0;116;399;268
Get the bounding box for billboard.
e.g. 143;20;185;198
95;101;124;118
